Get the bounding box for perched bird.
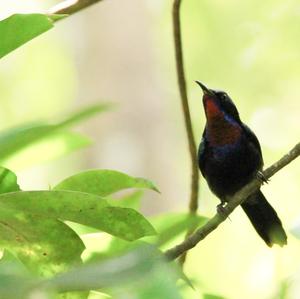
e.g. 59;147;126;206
196;81;287;247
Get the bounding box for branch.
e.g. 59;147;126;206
165;142;300;260
49;0;104;16
173;0;199;265
173;0;199;215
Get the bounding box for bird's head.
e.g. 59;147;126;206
195;81;240;123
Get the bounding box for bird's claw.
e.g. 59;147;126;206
217;202;227;215
216;202;231;221
256;171;269;184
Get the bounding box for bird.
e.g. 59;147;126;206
196;81;287;247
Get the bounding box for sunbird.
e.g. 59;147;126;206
196;81;287;247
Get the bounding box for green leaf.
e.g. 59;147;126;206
48;245;182;299
0;167;20;194
0;191;156;241
0;250;28;272
107;190;143;210
0;246;183;298
0;14;54;59
0;260;38;299
54;169;160;196
3;131;91;170
91;213;207;264
0;207;84;277
1;250;20;263
54;248;152;292
0;104;109;165
0;256;87;299
57;104;112;128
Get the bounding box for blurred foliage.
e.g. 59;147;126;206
0;2;298;299
0;245;183;299
0;104;110;169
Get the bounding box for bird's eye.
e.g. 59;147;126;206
219;93;227;101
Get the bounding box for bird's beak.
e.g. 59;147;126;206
195;81;212;95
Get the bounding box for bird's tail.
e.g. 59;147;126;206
241;190;287;247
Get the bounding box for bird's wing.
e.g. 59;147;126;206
198;129;208;178
242;123;264;164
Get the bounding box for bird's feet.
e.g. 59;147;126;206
217;202;227;216
256;171;269;184
216;202;231;220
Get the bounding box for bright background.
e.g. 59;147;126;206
0;1;300;299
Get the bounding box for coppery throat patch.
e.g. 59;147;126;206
206;117;242;146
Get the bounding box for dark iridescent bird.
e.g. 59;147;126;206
196;81;287;247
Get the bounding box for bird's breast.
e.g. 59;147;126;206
206;116;242;147
211;142;241;160
202;129;261;198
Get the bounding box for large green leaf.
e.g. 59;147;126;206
0;174;85;277
0;167;20;194
0;208;84;277
54;169;159;196
65;191;145;236
0;104;109;165
0;171;86;279
0;14;56;59
0;191;155;241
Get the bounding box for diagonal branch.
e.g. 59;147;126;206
49;0;104;16
165;142;300;260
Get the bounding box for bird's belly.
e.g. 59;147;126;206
205;143;261;199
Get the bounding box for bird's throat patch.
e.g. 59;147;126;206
204;97;242;146
206;116;242;146
205;98;221;118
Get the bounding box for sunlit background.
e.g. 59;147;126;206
0;1;300;298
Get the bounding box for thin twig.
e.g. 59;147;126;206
49;0;104;16
173;0;200;265
165;142;300;260
173;0;199;213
